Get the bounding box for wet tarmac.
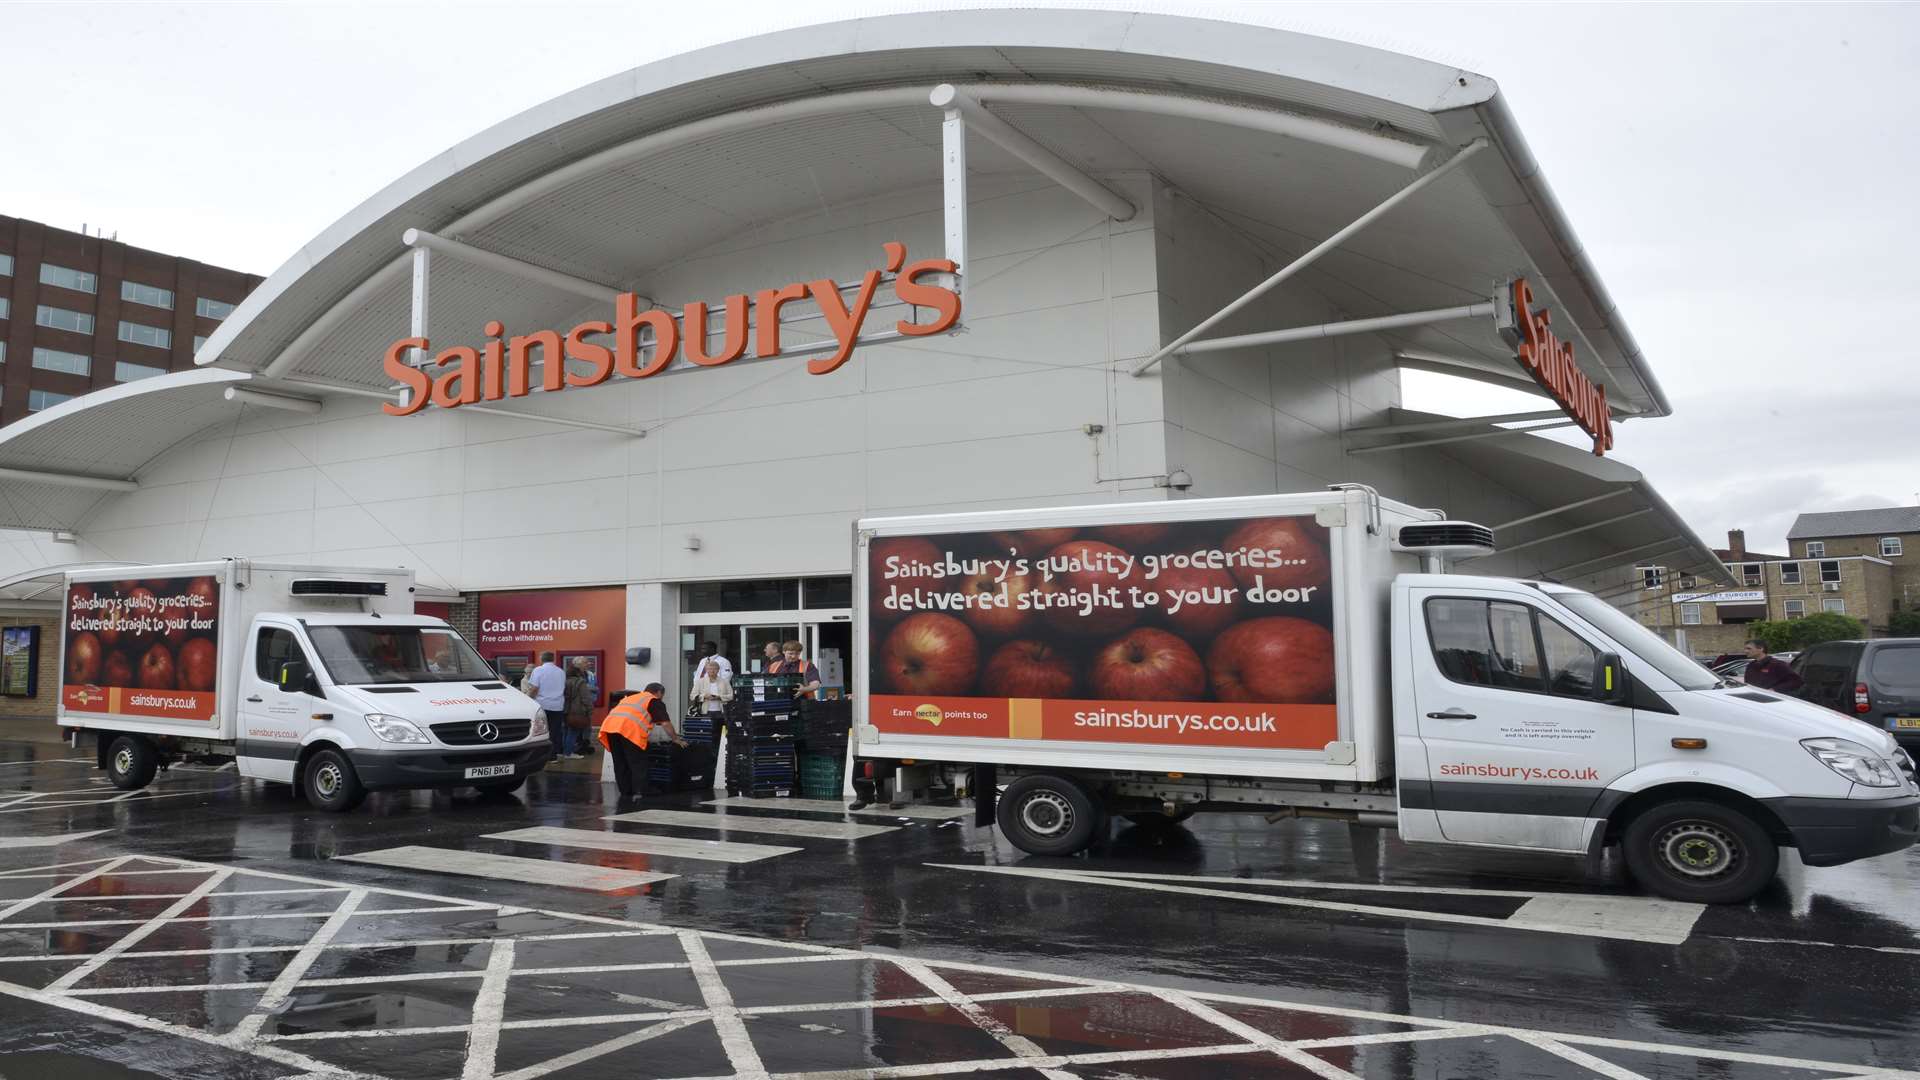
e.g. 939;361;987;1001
0;740;1914;1079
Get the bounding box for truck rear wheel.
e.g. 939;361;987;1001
302;748;367;812
1621;799;1778;904
997;774;1099;856
105;735;158;791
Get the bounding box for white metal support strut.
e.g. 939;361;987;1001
1173;302;1494;359
1130;137;1490;376
404;230;628;305
1456;508;1657;561
930;84;1136;223
1344;420;1579;455
941;98;968;299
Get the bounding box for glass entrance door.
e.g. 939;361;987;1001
741;623;801;674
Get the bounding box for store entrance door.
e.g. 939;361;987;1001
741;623;802;675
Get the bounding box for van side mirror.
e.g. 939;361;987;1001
278;660;320;697
1595;652;1630;705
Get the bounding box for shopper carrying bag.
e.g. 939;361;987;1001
564;659;596;758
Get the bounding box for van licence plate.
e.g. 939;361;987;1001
1893;717;1920;730
463;764;515;779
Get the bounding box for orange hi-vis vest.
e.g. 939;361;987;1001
598;691;656;750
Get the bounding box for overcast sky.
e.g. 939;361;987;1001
4;1;1914;553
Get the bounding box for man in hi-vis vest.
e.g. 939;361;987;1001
599;681;686;807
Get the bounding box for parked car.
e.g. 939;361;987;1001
1710;659;1748;683
1792;639;1920;755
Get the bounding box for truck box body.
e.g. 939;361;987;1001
855;490;1432;784
59;561;417;742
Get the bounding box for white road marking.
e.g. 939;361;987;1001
336;846;676;890
0;856;132;923
606;808;899;840
893;957;1071;1078
0;789;225;813
0;829;108;849
1144;986;1363;1080
0;758;92;768
704;795;970;821
679;929;768;1079
1524;1037;1654;1079
493;1016;707;1080
460;939;515;1080
488;826;798;864
932;863;1702;946
227;888;367;1042
1510;893;1704;943
1060;868;1548;899
48;869;233;991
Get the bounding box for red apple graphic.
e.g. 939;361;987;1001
1150;563;1242;640
980;640;1078;698
178;638;217;692
1092;627;1205;701
1208;617;1336;702
103;650;135;688
879;613;979;695
67;632;102;684
1038;539;1137;636
1222;518;1328;591
124;587;160;650
1097;522;1174;551
988;527;1076;555
870;537;945;626
959;568;1037;639
138;643;177;691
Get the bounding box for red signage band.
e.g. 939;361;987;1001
1506;278;1614;456
382;241;960;417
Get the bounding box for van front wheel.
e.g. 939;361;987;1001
1621;799;1777;904
303;749;367;812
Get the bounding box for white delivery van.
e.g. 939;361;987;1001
852;486;1919;903
58;560;551;810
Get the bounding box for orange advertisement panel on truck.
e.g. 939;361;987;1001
62;574;221;723
866;514;1338;752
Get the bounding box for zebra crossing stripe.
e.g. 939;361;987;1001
486;826;797;864
604;808;898;840
335;846;676;890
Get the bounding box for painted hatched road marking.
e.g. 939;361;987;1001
932;864;1708;946
703;795;970;821
337;845;676;890
0;829;108;849
487;825;799;863
605;808;899;841
0;855;1908;1080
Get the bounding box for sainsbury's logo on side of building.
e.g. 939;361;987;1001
381;241;960;417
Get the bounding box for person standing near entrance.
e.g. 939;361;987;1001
563;658;595;758
760;641;782;673
528;652;568;758
696;641;734;684
599;682;686;807
770;640;823;699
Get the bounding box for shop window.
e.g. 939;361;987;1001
802;576;852;609
35;305;93;335
31;347;89;376
1680;604;1702;626
115;361;166;383
120;281;174;309
1740;562;1761;586
1822;598;1846;614
1882;537;1903;557
1783;599;1805;618
679;578;799;613
196;296;235;319
1639;565;1663;590
118;321;171;349
1779;562;1800;584
39;263;96;294
1820;560;1841;583
27;389;72;412
1806;541;1825;557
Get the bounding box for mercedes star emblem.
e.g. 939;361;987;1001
476;721;500;742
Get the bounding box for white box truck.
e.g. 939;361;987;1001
852;486;1919;903
58;560;551;810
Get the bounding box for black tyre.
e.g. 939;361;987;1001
1621;799;1778;904
105;735;158;791
997;774;1099;856
302;748;367;813
472;776;526;796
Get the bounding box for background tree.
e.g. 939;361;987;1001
1888;610;1920;637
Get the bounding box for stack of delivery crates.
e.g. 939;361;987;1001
797;698;851;799
724;674;801;797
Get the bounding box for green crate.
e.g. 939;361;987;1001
799;752;844;799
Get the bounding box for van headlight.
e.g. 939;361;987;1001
365;713;429;744
530;712;548;738
1801;737;1904;788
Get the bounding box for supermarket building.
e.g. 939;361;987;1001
0;10;1725;712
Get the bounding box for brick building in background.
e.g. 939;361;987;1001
1787;506;1920;626
0;215;260;426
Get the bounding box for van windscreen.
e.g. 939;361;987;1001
307;625;495;685
1870;646;1920;689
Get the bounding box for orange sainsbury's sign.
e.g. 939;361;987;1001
1501;277;1614;456
381;242;959;416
